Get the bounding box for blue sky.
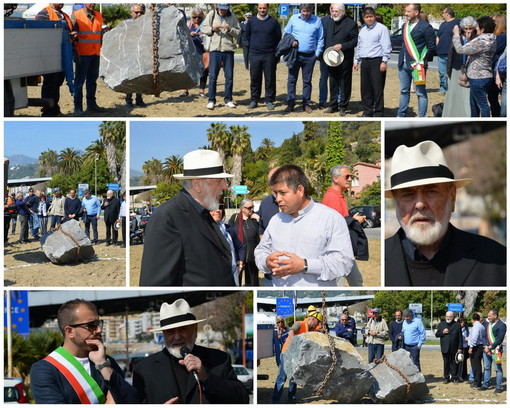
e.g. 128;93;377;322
130;120;306;172
4;121;104;159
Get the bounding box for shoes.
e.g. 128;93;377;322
303;105;313;113
121;244;126;248
325;106;339;113
247;101;257;109
284;105;294;113
179;91;189;97
92;241;98;245
106;242;111;246
266;102;275;110
74;107;84;116
360;112;373;117
318;102;326;109
198;91;207;98
33;235;40;240
226;101;236;108
87;105;106;112
442;379;450;384
339;108;347;116
135;100;147;107
478;386;488;391
453;379;459;384
125;100;134;107
207;102;215;110
494;388;503;394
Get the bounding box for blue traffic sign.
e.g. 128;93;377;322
278;4;289;16
276;297;294;317
447;303;464;312
107;183;120;191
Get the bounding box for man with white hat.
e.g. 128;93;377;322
140;150;237;286
133;299;249;404
385;140;506;286
435;311;462;384
322;3;358;116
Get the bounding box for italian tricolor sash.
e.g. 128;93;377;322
44;347;106;404
403;21;427;85
488;323;503;364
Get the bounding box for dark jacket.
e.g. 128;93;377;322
389;320;404;351
228;213;259;262
435;320;463;353
485;319;507;351
345;216;369;261
101;196;120;224
224;222;247;263
385;225;506;286
258;194;279;235
398;19;436;69
140;190;235;286
322;15;358;63
31;354;138;404
133;346;249;404
276;33;298;68
64;197;82;221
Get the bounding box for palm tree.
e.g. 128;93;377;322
57;147;83;176
142;158;164;185
83;139;106;163
230;125;251;199
38;149;58;177
99;121;126;193
256;137;275;161
163;155;183;182
207;122;231;164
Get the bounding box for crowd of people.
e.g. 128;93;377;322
32;3;505;117
4;188;127;248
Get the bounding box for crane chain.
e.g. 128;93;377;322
374;355;412;403
150;4;161;97
59;228;82;262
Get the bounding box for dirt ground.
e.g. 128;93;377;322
129;238;380;287
256;347;507;404
15;62;444;118
4;220;126;287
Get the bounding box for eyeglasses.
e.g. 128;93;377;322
192;16;202;19
68;319;104;332
133;11;144;15
243;206;254;210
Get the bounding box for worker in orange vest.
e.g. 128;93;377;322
71;4;105;115
35;4;76;117
273;310;323;403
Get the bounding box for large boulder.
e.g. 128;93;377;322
40;220;95;264
284;332;374;402
100;7;203;94
368;348;430;403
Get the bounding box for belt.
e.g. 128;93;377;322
404;343;418;347
298;51;315;56
360;56;383;60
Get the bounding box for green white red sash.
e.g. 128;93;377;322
403;21;427;85
487;323;503;363
44;347;106;404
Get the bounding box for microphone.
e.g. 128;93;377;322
180;346;200;384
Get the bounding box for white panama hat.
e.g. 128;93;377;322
173;150;233;180
150;299;206;332
323;46;344;67
385;140;472;198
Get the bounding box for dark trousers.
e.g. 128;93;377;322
242;261;259;286
208;51;234;103
199;68;209;90
84;215;99;242
50;215;62;229
105;221;118;243
19;214;29;242
74;54;100;110
360;57;386;116
287;52;316;107
41;71;65;116
470;344;483;387
121;216;126;245
242;45;249;69
249;53;277;103
328;60;353;109
404;344;421;371
442;351;458;380
125;93;143;103
4;215;11;241
487;79;501;117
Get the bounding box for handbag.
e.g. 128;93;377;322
458;64;470;88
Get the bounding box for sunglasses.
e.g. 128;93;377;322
192;16;202;19
68;319;104;332
243;206;254;210
133;11;144;14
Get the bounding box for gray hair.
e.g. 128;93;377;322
182;179;192;191
330;164;349;183
331;3;346;12
460;16;478;30
191;7;204;17
299;3;314;11
240;198;253;207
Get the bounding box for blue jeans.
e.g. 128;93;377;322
29;212;40;237
397;66;428;117
287;52;316;107
272;353;297;403
74;54;100;110
469;77;492;117
50;215;62;229
368;343;384;363
483;351;503;389
404;344;421;371
208;51;234;104
84;215;99;242
437;54;448;93
501;80;507;117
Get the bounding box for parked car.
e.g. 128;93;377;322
232;364;253;393
348;205;381;228
4;378;29;403
390;27;403;54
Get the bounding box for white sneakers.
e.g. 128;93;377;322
207;102;215;110
225;101;236;108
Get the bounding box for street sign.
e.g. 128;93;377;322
234;190;249;195
232;185;248;191
408;303;422;313
78;183;89;197
107;183;120;191
281;14;287;20
447;303;464;312
4;291;30;337
278;4;289;16
276;297;294;317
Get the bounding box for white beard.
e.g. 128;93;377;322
331;15;341;22
166;343;194;359
201;181;221;211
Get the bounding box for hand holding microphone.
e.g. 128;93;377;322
180;347;205;384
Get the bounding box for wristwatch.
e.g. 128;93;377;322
95;360;111;371
303;259;308;272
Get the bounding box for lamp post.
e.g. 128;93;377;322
94;153;99;196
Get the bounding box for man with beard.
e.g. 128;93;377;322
133;299;249;404
101;190;120;246
435;311;462;383
140;150;236;286
30;299;138;403
385;140;506;286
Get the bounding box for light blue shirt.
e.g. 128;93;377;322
254;199;354;286
354;21;392;64
402;318;426;347
81;195;101;216
284;13;324;57
468;321;485;347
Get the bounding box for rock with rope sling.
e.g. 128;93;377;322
40;220;95;264
100;6;203;95
368;349;429;403
283;332;374;402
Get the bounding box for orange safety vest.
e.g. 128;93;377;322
281;320;313;354
73;8;103;56
6;196;15;213
45;6;73;31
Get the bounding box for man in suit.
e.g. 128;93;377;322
133;299;249;404
140;150;235;286
435;311;462;383
385;140;506;286
481;309;507;393
397;3;436;117
30;299;138;404
322;3;358;116
101;190;121;246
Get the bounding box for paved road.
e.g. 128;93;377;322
364;227;381;240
